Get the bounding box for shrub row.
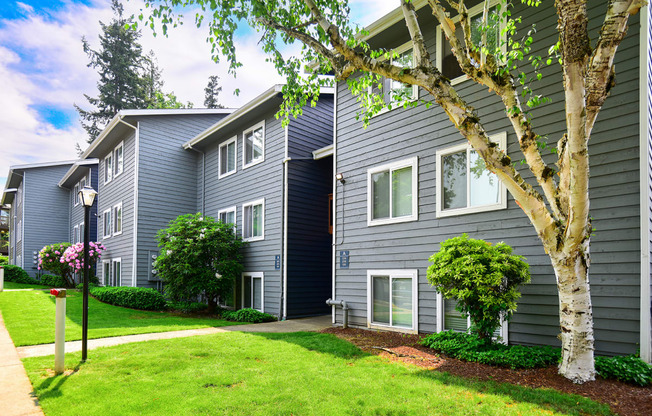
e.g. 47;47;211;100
222;308;276;323
166;301;209;314
40;274;68;287
90;286;167;311
2;265;40;285
421;331;652;386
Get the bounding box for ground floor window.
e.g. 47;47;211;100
103;258;121;286
367;269;418;330
437;295;507;342
236;272;264;311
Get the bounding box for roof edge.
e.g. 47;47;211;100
58;158;100;188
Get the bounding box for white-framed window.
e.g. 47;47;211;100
219;136;237;178
79;222;85;243
114;142;124;177
102;260;111;286
77;177;86;205
241;272;264;312
242;199;264;241
369;41;419;109
436;132;507;217
367;156;418;226
367;269;418;331
16;187;22;207
436;0;505;85
73;225;79;244
112;258;122;287
436;294;508;343
16;220;21;242
73;183;80;206
103;209;112;238
218;206;236;226
104;153;113;184
242;122;264;168
112;202;122;235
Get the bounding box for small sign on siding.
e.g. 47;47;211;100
275;255;281;270
339;251;349;269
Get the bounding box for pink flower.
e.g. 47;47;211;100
46;253;49;257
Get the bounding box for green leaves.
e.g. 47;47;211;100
427;234;530;340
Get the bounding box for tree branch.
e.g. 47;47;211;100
401;0;433;69
585;0;646;134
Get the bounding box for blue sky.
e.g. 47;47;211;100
0;0;396;194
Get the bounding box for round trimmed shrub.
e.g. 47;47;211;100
3;265;39;284
90;286;167;311
222;308;276;323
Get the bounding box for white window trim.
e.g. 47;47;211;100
16;220;21;243
103;208;112;239
436;131;507;217
366;269;419;333
73;183;80;207
242;121;265;169
218;136;238;179
367;156;419;226
218;206;237;226
102;259;110;286
104;153;113;184
242;198;265;242
436;292;508;344
73;225;79;244
242;271;264;312
112;258;122;287
369;41;419;117
113;141;124;178
436;0;506;86
113;202;123;236
79;221;85;243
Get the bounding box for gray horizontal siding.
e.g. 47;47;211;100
22;165;73;277
202;114;285;316
288;95;334;159
333;3;642;355
136;114;227;288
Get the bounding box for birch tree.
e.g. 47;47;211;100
138;0;646;383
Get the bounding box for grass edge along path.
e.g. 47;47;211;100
22;332;612;416
0;289;241;347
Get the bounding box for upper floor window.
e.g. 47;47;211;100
103;209;112;238
218;206;236;226
16;220;21;242
242;199;264;241
73;225;79;244
243;122;264;169
104;153;113;184
16;188;22;207
369;42;418;110
114;142;124;177
437;0;504;84
367;157;418;226
73;183;80;207
219;136;237;178
113;203;122;235
79;222;85;243
436;132;507;217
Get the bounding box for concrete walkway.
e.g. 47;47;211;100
2;314;331;415
0;314;44;416
17;315;332;358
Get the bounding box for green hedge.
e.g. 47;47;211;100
222;308;276;323
40;274;68;287
90;286;167;311
166;301;209;314
0;255;7;265
2;265;40;285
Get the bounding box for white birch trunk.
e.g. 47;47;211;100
550;242;596;383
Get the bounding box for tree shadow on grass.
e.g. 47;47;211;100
254;332;371;360
412;369;612;416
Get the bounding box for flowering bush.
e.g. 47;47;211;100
63;242;105;273
39;243;73;286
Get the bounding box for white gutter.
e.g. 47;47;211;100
312;144;334;160
57;159;100;188
331;84;338;325
21;172;25;270
639;5;651;364
119;119;140;288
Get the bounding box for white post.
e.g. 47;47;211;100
0;265;4;292
51;288;66;374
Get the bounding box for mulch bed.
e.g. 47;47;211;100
321;327;652;416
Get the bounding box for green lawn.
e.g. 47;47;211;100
2;281;51;289
23;332;612;416
0;289;242;346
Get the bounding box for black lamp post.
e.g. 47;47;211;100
78;185;97;362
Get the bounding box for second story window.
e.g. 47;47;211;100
114;142;124;177
113;203;122;235
369;42;418;109
104;153;113;184
367;157;418;226
73;183;80;206
242;199;264;241
243;122;264;168
218;206;236;226
219;136;237;178
103;209;112;238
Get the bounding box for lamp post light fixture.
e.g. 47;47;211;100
78;185;97;362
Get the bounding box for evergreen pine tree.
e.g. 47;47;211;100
203;75;225;108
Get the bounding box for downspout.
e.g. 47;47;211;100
118;118;139;287
326;298;348;328
282;125;289;320
21;172;26;269
186;144;206;214
331;84;338;325
639;4;651;363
